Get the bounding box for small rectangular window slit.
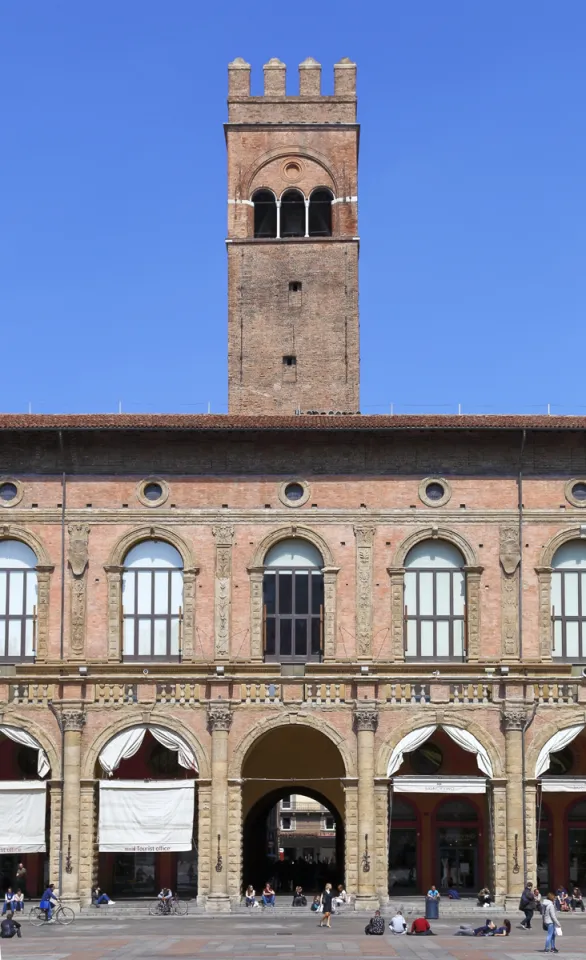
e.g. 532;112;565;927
289;281;302;292
282;355;296;366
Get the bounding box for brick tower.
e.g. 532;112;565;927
226;57;360;415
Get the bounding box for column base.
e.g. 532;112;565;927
504;895;523;912
205;894;232;913
353;893;380;911
60;897;81;914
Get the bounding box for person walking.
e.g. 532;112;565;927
543;893;560;953
519;881;536;929
319;883;333;928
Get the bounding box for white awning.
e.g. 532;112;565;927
535;724;585;778
0;782;47;853
387;724;494;778
98;725;197;775
540;777;586;793
391;775;486;794
98;780;195;852
0;726;50;778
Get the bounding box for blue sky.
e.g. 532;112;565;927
1;1;585;415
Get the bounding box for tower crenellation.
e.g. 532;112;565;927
226;59;360;415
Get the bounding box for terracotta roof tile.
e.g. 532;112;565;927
0;413;585;432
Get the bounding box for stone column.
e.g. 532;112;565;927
491;782;508;900
206;704;232;912
503;706;526;903
60;708;85;908
354;705;378;909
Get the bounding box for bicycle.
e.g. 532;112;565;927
29;900;75;926
149;897;188;917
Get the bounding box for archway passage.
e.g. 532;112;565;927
537;727;586;889
96;731;198;899
241;725;346;896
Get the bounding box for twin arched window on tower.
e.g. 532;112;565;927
253;189;333;240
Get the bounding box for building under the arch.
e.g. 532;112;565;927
0;58;586;911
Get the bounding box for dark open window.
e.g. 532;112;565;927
308;189;333;237
280;189;305;238
253;190;277;238
263;538;324;662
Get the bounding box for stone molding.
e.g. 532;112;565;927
464;566;483;663
0;525;53;662
392;526;479;568
249;524;335;568
243;145;340;197
106;524;196;569
387;566;406;661
354;525;375;658
213;525;234;661
208;704;233;732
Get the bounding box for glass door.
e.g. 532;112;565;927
389;828;417;894
437;827;478;892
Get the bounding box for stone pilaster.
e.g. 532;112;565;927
78;781;97;904
206;704;232;912
105;565;123;662
181;567;199;661
248;566;264;661
343;782;359;898
374;781;389;903
354;705;378;909
525;782;537;884
196;782;212;905
503;706;526;902
464;566;483;662
227;781;243;901
500;525;521;660
387;566;405;661
48;780;62;887
68;524;90;661
60;708;85;908
491;783;508;899
322;566;339;661
354;526;375;658
35;565;54;662
535;566;554;661
213;525;234;660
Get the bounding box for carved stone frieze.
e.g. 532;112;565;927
354;525;375;658
208;704;233;732
213;525;234;660
500;525;520;659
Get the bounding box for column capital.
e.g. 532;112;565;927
213;524;235;545
354;706;378;732
502;706;527;731
61;709;86;732
208;703;233;732
353;524;375;547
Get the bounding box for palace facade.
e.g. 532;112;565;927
1;59;586;911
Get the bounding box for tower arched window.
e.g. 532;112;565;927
551;541;586;659
280;189;305;238
404;540;466;661
0;540;38;662
263;538;324;662
308;188;333;237
122;541;183;660
253;189;277;238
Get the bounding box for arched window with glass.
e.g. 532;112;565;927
263;539;324;662
0;541;38;663
122;541;183;660
404;540;466;661
551;541;586;659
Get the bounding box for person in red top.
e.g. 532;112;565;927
408;917;435;936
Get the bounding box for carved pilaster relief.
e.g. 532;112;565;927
35;565;53;662
322;566;339;661
68;524;89;660
197;783;212;901
387;566;405;662
354;525;375;658
227;782;243;898
464;566;483;662
491;784;507;899
213;525;234;661
500;525;520;660
248;566;264;661
535;566;554;661
79;783;97;901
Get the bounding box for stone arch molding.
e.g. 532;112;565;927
243;147;339;197
0;524;54;662
388;527;482;663
375;713;504;780
533;526;586;663
525;715;586;780
229;711;356;781
248;525;339;661
104;525;199;663
81;713;210;781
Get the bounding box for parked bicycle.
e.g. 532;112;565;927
29;900;75;926
149;897;188;917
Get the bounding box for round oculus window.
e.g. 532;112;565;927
572;482;586;502
410;743;443;775
0;482;18;502
143;482;164;502
425;482;446;502
284;482;305;502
